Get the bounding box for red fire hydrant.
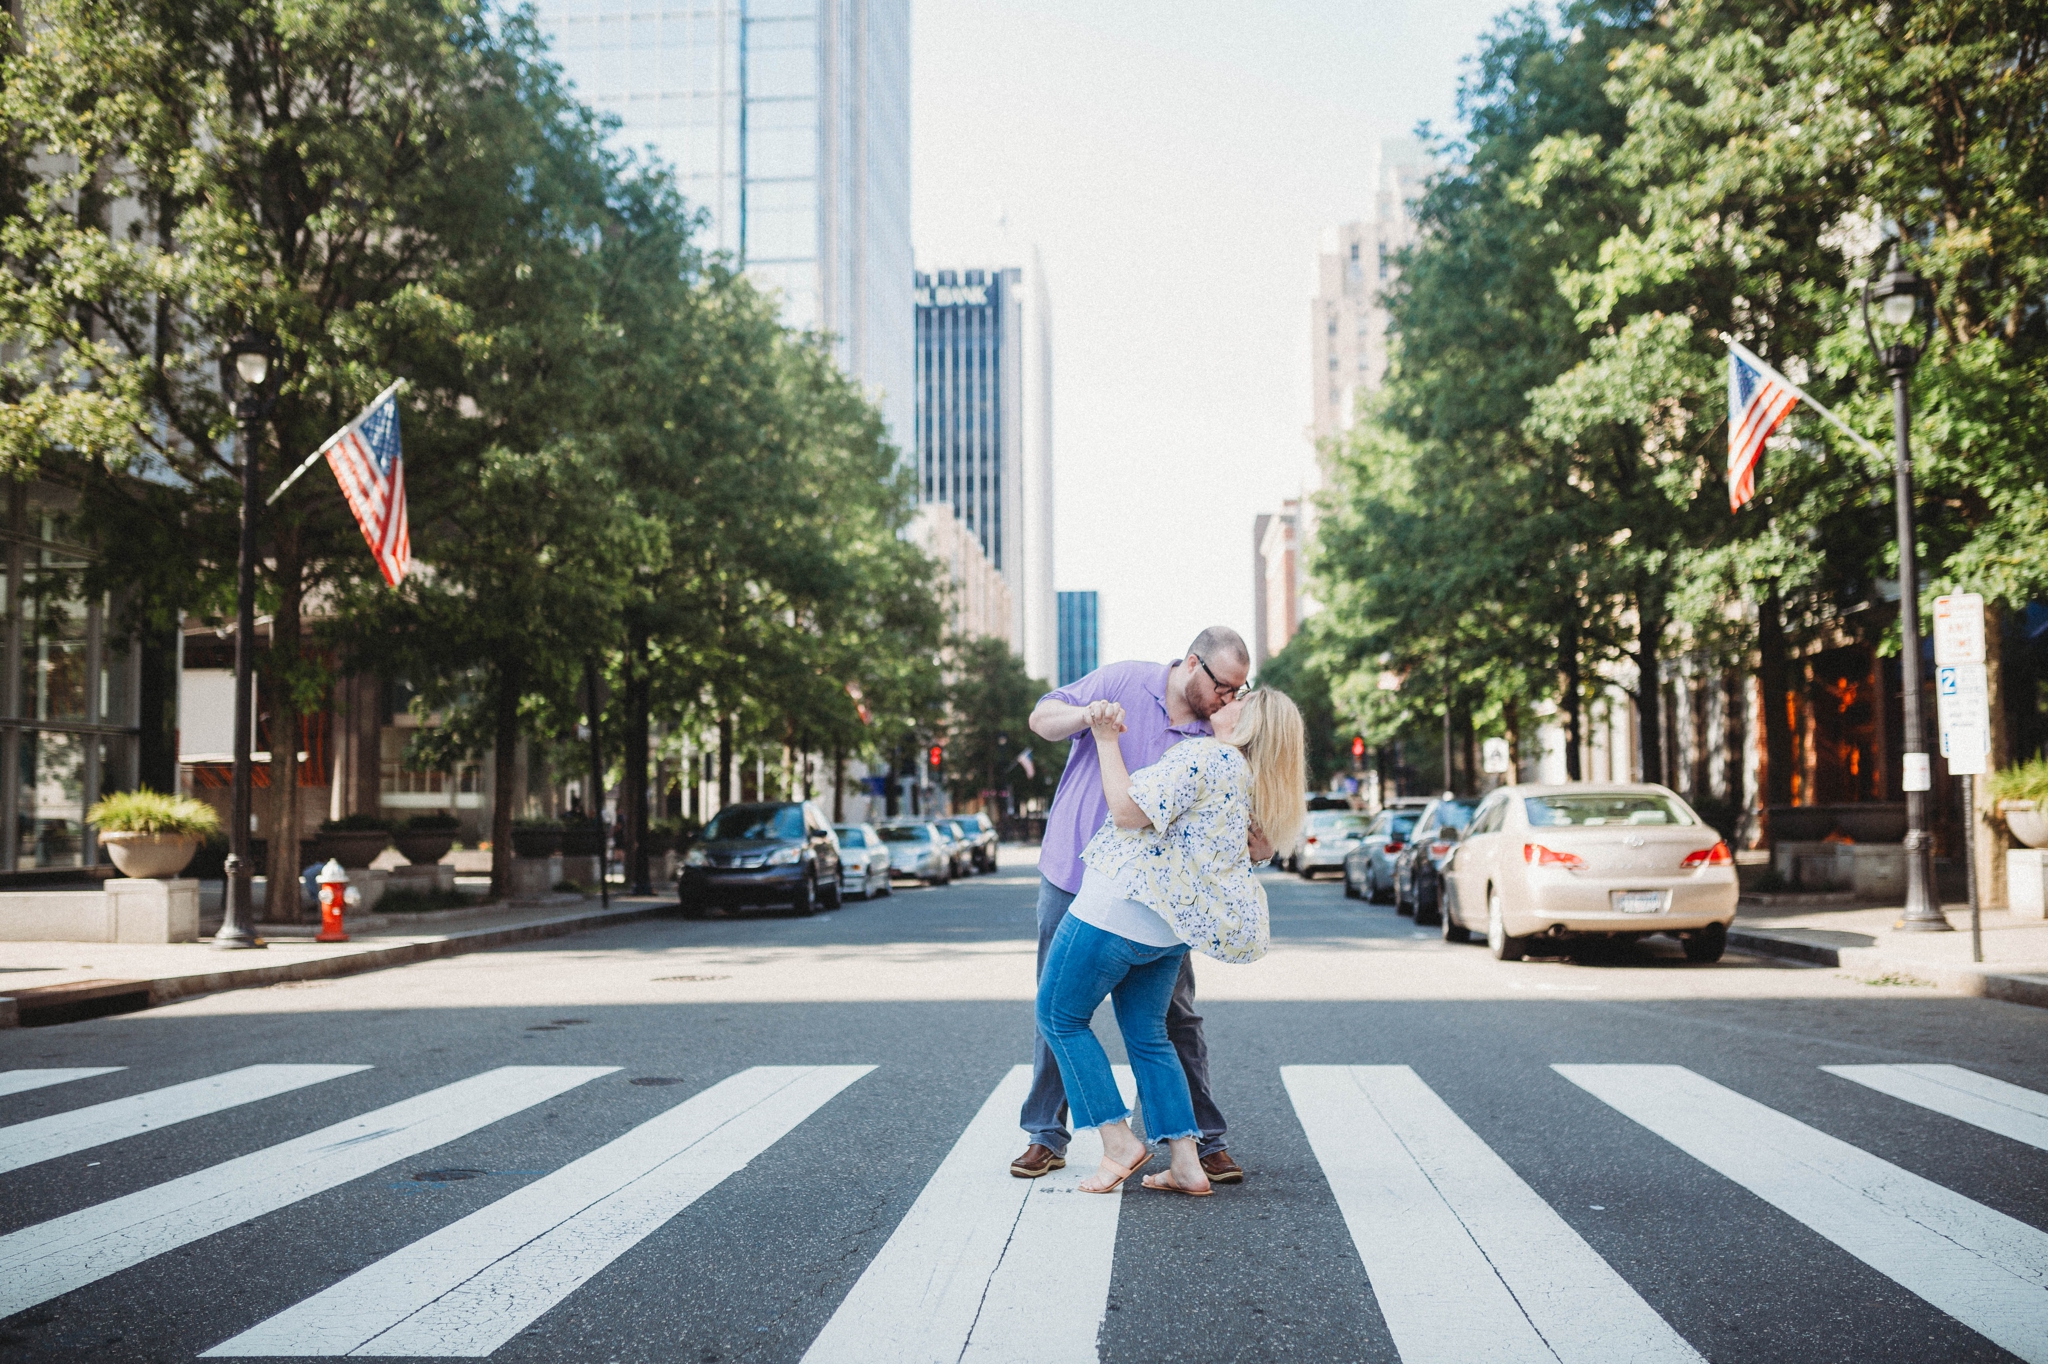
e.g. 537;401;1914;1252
316;859;355;943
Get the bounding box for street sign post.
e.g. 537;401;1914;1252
1932;593;1988;962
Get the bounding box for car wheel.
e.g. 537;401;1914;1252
1442;894;1471;943
878;876;893;897
1487;887;1527;961
792;874;819;917
1344;873;1361;900
1414;892;1440;928
989;851;999;872
1683;921;1728;964
678;894;707;920
1298;864;1316;880
821;876;843;910
1394;875;1413;917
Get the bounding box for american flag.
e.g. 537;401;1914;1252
321;383;410;585
1726;341;1800;512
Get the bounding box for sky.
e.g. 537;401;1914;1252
911;0;1521;668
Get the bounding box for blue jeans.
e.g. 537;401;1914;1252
1034;913;1201;1144
1022;877;1227;1156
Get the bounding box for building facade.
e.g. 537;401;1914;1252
532;0;914;444
1057;591;1098;686
1309;136;1430;453
1252;502;1299;668
909;503;1014;647
914;263;1055;677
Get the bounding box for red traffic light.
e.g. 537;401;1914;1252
928;745;943;769
1351;735;1366;759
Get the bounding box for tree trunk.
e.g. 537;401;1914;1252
1635;591;1664;786
266;542;305;920
1440;691;1455;795
1758;590;1794;811
717;714;733;812
1504;695;1522;784
624;626;651;895
489;666;522;901
1561;616;1583;781
585;655;606;900
832;743;845;822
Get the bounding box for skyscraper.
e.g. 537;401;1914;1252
531;0;913;445
914;262;1055;680
1058;591;1098;686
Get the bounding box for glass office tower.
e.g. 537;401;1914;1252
1058;591;1098;687
532;0;914;446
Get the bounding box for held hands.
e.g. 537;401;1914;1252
1247;820;1273;864
1085;700;1128;742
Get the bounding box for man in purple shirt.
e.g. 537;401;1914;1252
1009;625;1262;1184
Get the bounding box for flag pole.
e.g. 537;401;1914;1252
264;378;407;507
1721;335;1886;462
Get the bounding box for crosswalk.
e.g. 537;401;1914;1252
2;1058;2045;1360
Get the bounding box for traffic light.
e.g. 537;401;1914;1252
1351;735;1366;760
928;744;944;770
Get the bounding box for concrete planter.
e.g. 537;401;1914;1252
2000;801;2048;849
97;832;201;879
393;832;456;865
317;829;392;868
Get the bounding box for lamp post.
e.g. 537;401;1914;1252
1861;243;1949;932
214;330;276;950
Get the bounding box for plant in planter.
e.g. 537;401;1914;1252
394;813;461;866
645;816;701;857
1990;758;2048;849
316;814;395;868
88;790;221;878
558;816;605;858
510;819;564;859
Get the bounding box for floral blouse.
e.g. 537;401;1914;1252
1080;737;1269;963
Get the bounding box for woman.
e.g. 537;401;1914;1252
1034;688;1305;1196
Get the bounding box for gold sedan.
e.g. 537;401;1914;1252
1439;783;1738;963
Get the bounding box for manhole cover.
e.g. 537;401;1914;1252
411;1168;488;1183
551;1019;590;1026
629;1077;688;1087
653;975;730;983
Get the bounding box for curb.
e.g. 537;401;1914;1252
0;900;670;1026
1727;927;2048;1009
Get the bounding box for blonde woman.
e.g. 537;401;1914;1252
1034;688;1306;1197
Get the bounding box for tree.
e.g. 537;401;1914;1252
944;637;1065;813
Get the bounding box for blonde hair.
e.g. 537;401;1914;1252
1222;689;1305;853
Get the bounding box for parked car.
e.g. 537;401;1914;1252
833;824;893;900
934;818;979;876
679;801;842;917
956;811;1000;872
1439;783;1738;962
1294;810;1373;878
876;823;952;885
1342;800;1430;901
1392;796;1479;925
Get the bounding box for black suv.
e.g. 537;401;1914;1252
679;801;842;917
1392;796;1478;927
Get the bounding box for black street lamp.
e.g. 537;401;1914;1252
1861;243;1949;932
214;330;276;950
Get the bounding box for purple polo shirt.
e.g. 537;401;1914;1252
1038;660;1212;894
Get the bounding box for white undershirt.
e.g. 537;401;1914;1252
1066;866;1181;948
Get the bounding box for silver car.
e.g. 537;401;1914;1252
833;824;893;900
876;823;951;885
1440;783;1739;962
1342;803;1427;901
1295;810;1372;878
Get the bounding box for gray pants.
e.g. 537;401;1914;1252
1021;876;1228;1156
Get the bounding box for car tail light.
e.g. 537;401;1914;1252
1430;841;1453;857
1681;841;1733;868
1385;841;1404;853
1524;843;1586;869
1306;837;1319;846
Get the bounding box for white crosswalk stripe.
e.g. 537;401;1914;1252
802;1064;1138;1364
205;1064;872;1358
0;1064;370;1175
1824;1063;2048;1153
0;1067;124;1098
1556;1064;2048;1364
0;1065;614;1322
1284;1065;1702;1364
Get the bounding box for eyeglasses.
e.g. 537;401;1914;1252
1194;653;1250;701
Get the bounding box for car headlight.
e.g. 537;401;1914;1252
683;847;708;867
765;845;803;866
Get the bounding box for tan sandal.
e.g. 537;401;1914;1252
1079;1150;1151;1194
1142;1172;1214;1197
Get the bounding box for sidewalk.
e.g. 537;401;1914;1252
0;892;672;1027
1728;896;2048;1008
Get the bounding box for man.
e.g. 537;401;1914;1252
1010;625;1265;1184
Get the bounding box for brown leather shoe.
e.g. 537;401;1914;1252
1010;1143;1067;1178
1199;1150;1244;1184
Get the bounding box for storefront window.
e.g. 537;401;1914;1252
19;559;91;722
19;728;86;867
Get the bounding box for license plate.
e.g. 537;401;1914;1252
1612;891;1665;914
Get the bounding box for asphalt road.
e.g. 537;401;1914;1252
2;859;2045;1363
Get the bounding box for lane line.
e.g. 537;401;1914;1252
1824;1064;2048;1153
1283;1065;1701;1364
0;1065;370;1175
206;1064;872;1358
0;1068;124;1098
802;1064;1136;1364
0;1065;614;1321
1556;1064;2048;1364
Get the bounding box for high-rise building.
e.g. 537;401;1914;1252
1057;591;1098;686
1309;137;1431;452
531;0;914;445
914;262;1055;678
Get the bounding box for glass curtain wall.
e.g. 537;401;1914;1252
0;483;140;870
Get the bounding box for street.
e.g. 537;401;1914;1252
2;859;2045;1364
